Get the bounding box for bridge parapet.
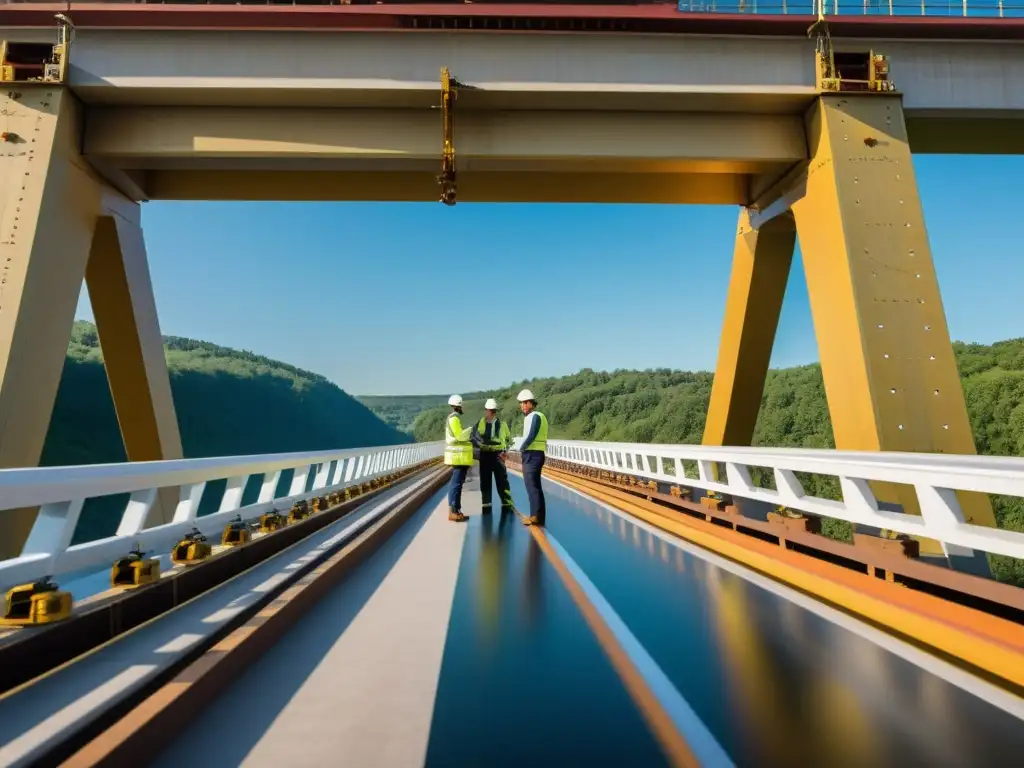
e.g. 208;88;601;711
0;441;443;595
676;1;1020;17
546;440;1024;567
0;1;1018;19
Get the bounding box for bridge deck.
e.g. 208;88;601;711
0;476;437;767
0;3;1022;40
144;471;1024;767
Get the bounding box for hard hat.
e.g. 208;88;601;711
484;398;498;410
517;389;536;403
448;394;463;407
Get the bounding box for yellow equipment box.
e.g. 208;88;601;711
1;578;72;626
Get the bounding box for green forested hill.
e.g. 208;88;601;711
408;340;1024;457
357;395;452;434
43;321;407;467
44;322;409;543
396;339;1024;586
358;392;489;434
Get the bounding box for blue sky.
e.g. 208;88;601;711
75;155;1024;396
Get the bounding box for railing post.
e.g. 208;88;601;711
289;465;310;497
172;482;206;524
915;485;990;575
217;475;248;513
20;499;85;566
258;470;282;504
116;488;158;536
329;459;346;487
313;462;331;490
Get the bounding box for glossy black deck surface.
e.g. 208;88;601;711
531;476;1024;768
424;503;668;766
152;472;1024;768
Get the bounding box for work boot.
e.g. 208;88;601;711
448;506;468;523
522;515;542;527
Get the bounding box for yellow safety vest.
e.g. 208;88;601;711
524;411;548;453
445;412;474;466
476;417;511;452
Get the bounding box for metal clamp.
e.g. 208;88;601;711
438;67;459;206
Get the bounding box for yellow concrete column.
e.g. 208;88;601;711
86;194;183;526
703;209;796;447
0;88;183;558
791;94;995;559
0;87;101;557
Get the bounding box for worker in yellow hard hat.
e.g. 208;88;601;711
444;394;473;522
471;398;514;515
512;389;548;526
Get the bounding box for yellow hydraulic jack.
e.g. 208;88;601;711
221;515;251;547
0;13;74;84
287;501;311;525
111;546;161;589
171;528;213;565
259;510;287;534
700;491;724;511
1;578;72;626
437;66;460;206
809;14;894;94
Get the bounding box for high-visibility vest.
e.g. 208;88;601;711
524;411;548;453
476;417;511;452
445;412;474;466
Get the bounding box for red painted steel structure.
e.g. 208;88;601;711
0;2;1021;40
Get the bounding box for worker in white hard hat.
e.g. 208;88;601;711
471;398;514;514
512;389;548;526
444;395;473;522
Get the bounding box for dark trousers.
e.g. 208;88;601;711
479;452;513;510
448;465;469;510
522;450;547;525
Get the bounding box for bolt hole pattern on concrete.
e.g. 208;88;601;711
0;442;443;592
547;440;1024;565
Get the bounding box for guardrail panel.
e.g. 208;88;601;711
547;439;1024;564
0;441;444;591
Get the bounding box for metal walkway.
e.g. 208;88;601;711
141;470;1024;768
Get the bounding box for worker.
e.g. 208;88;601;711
513;389;548;526
444;394;473;522
471;398;514;514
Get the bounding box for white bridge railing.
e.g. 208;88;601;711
547;440;1024;564
0;441;443;592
